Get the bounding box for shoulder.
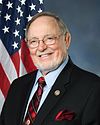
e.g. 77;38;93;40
72;64;100;87
9;70;38;92
66;57;100;83
73;64;99;79
13;70;37;83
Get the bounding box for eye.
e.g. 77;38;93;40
29;39;37;44
46;36;54;41
31;40;37;43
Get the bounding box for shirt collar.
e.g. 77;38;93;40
35;56;69;88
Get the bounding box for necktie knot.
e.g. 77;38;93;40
38;77;46;87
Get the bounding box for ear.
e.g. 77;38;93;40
65;32;71;50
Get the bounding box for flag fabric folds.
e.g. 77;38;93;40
0;0;44;113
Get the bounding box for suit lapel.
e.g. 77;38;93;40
33;58;74;125
19;71;38;125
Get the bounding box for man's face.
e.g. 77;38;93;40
27;16;71;75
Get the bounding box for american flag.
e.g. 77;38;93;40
0;0;44;112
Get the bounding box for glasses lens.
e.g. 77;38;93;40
44;35;56;45
28;38;38;48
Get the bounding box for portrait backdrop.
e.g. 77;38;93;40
0;0;100;113
44;0;100;76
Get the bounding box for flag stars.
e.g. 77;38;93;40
20;35;22;40
0;11;1;16
16;6;21;13
13;30;19;37
29;3;36;11
20;10;23;17
0;0;2;4
2;26;9;33
27;14;32;22
12;41;19;49
39;0;43;4
24;28;26;31
16;6;23;17
6;1;13;9
15;18;21;25
19;0;26;5
4;13;11;21
38;8;43;13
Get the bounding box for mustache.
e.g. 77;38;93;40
36;49;54;56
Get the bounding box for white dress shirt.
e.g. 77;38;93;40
24;56;68;119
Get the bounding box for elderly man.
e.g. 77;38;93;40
0;12;100;125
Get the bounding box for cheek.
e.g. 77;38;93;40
29;49;37;60
29;47;37;55
54;43;67;57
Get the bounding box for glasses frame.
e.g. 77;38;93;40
26;33;63;49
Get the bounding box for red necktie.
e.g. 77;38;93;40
23;77;46;125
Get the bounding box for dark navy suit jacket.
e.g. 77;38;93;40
0;58;100;125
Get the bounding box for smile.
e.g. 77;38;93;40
38;53;53;59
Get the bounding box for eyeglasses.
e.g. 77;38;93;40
26;34;63;49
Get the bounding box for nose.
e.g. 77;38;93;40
37;40;47;51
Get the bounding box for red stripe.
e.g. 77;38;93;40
0;64;10;98
11;52;20;77
21;40;37;73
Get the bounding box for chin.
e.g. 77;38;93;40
35;60;63;73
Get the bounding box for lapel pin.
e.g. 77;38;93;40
54;90;60;96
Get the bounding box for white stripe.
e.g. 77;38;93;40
19;49;27;77
19;59;27;77
0;90;5;114
0;39;18;83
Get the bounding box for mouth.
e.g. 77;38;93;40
38;53;53;59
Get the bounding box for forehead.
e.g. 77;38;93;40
34;15;57;22
29;16;60;30
27;16;61;39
